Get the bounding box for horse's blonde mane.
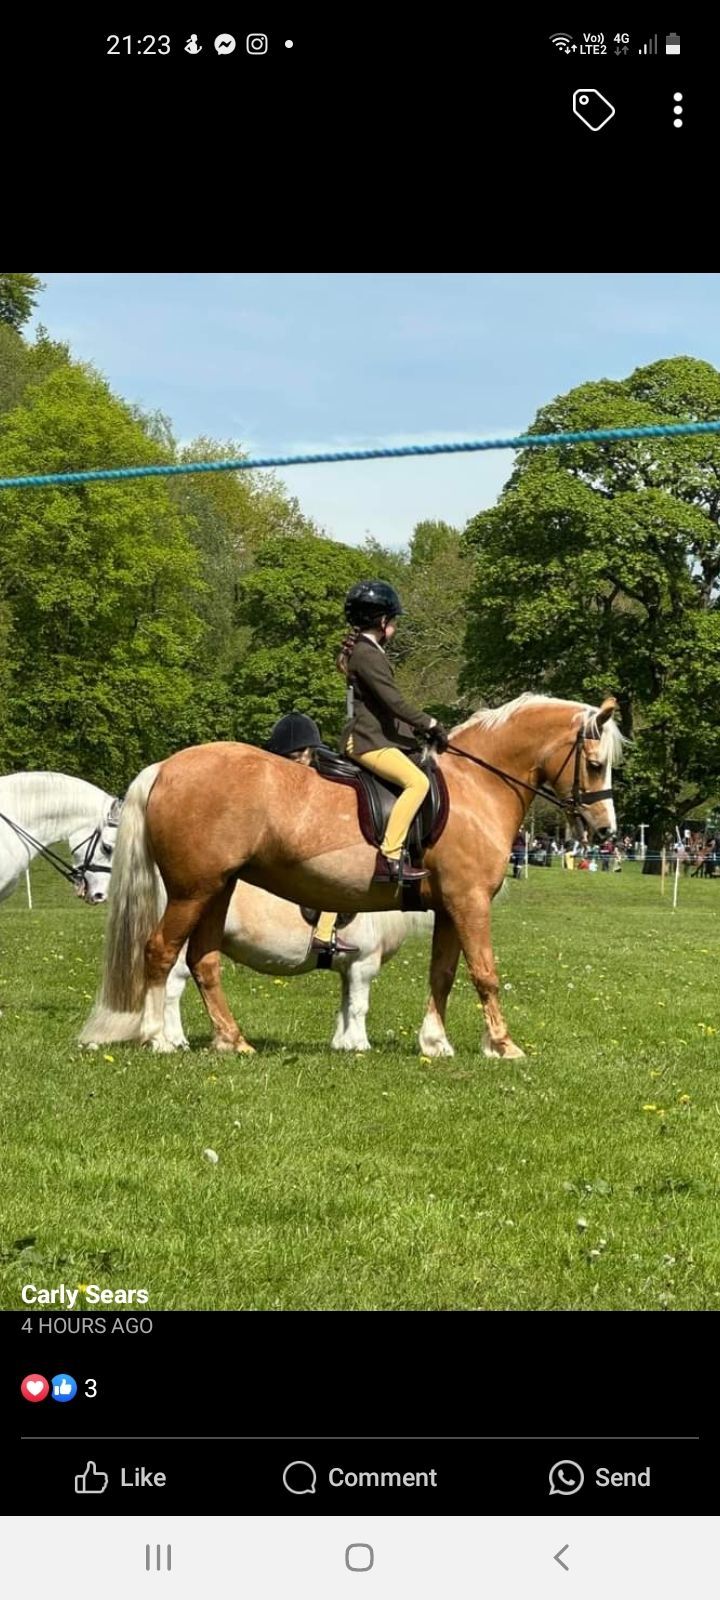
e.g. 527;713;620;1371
452;693;626;764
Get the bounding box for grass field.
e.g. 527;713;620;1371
1;860;719;1310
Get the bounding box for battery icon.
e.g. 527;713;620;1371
665;33;680;53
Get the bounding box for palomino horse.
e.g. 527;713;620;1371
157;887;433;1052
80;693;622;1059
0;772;121;905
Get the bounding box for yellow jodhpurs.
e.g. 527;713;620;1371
357;747;430;859
315;910;338;942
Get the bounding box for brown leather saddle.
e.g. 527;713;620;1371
312;745;449;860
297;747;449;928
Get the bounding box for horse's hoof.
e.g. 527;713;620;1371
418;1036;455;1058
332;1037;371;1052
213;1036;255;1055
483;1037;525;1060
147;1035;177;1054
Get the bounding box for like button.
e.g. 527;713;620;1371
75;1461;108;1495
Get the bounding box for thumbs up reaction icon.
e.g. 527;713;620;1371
75;1461;108;1495
51;1373;77;1402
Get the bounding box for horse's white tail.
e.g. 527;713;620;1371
78;764;162;1045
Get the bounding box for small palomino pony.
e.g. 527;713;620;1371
158;885;432;1052
0;772;121;906
80;693;623;1060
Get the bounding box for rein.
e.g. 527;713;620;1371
440;727;614;820
0;810;119;890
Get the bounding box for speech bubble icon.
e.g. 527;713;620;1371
549;1459;584;1496
282;1460;317;1495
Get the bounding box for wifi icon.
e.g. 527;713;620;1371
550;32;573;50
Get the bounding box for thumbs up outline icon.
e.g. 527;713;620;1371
75;1461;108;1494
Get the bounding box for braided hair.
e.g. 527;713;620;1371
336;626;360;678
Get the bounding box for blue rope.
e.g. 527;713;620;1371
1;417;719;491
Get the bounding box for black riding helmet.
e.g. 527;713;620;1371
344;579;403;629
264;712;324;757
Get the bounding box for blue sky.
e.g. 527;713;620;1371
32;273;720;548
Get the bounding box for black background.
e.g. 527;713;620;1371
8;1311;717;1513
3;15;714;256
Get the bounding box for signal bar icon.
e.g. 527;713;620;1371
638;33;658;53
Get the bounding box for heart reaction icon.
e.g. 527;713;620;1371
21;1373;50;1402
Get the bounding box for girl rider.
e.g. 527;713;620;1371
338;579;449;884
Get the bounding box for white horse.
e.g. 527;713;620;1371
0;772;121;906
83;873;432;1051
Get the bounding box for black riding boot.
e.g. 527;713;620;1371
372;851;428;885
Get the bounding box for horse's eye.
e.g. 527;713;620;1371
586;760;603;774
101;843;113;857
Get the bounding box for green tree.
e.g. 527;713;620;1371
359;535;409;591
0;273;43;330
230;535;375;745
394;522;473;724
462;357;720;867
168;437;318;677
0;323;70;417
0;365;203;790
409;518;460;568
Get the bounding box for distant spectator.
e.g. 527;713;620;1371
510;831;525;880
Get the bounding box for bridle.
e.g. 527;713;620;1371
0;806;121;893
441;723;614;823
70;819;119;894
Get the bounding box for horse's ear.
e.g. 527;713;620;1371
108;797;123;823
596;695;618;727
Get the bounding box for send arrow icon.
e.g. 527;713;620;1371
554;1545;570;1572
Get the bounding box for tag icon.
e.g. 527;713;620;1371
572;88;615;130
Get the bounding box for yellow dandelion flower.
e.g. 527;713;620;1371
419;1055;432;1064
642;1104;658;1112
678;1093;691;1105
103;1054;114;1063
